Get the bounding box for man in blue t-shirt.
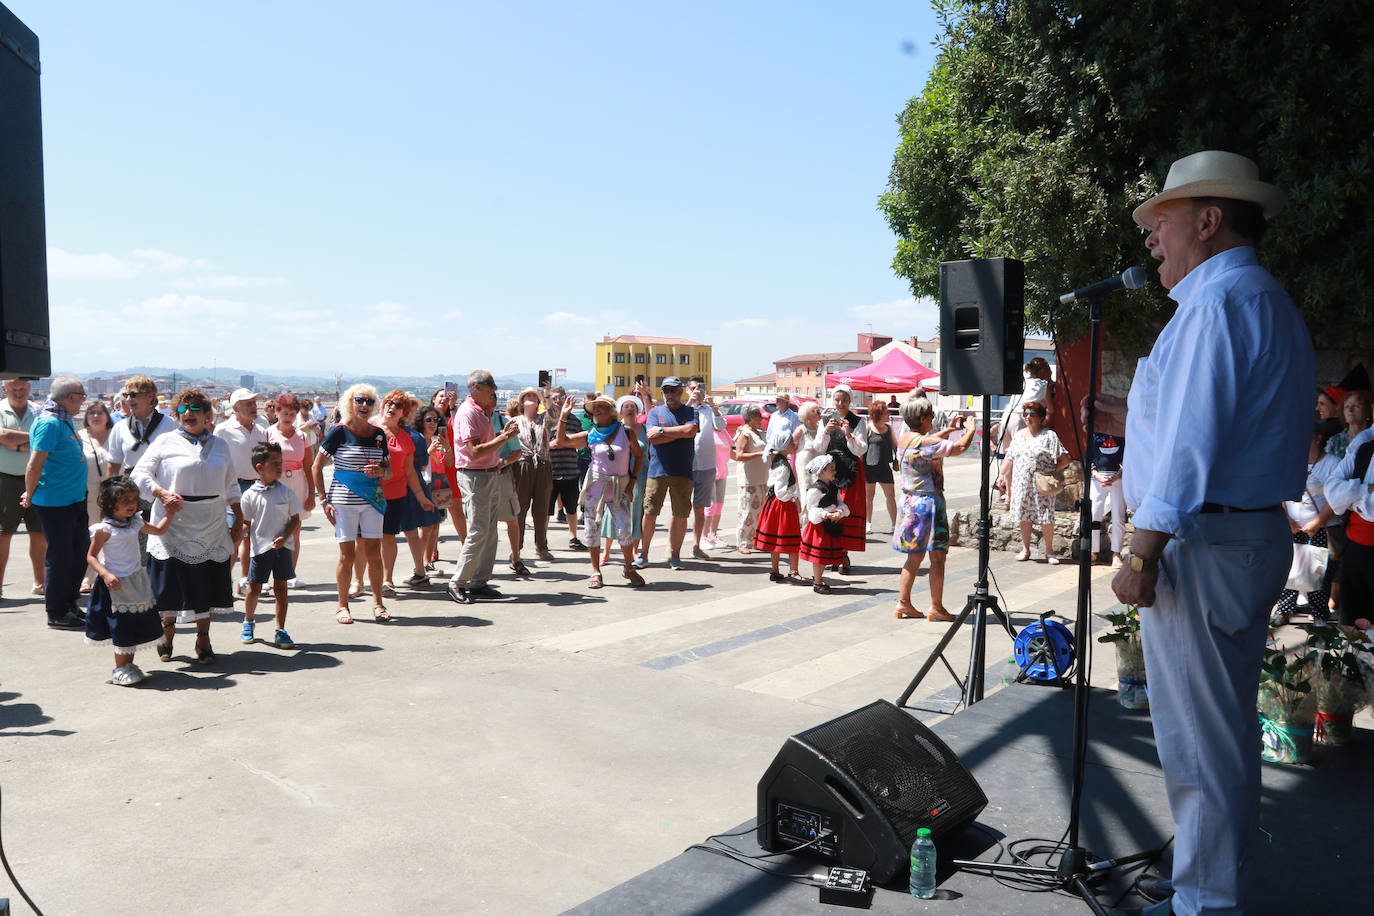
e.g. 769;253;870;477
637;377;698;570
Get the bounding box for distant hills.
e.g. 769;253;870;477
66;366;596;394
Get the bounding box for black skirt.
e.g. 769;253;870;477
148;556;233;615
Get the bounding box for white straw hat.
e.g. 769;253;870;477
1133;150;1285;230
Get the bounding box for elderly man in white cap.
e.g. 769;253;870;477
1090;152;1314;916
215;388;269;593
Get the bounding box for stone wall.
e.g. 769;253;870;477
949;502;1133;560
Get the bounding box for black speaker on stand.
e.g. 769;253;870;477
756;700;987;886
898;258;1025;712
0;3;52;380
938;257;1025;397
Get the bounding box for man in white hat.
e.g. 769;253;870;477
216;388;269;594
1094;151;1314;916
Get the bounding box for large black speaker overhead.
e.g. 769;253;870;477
756;699;987;886
939;258;1025;396
0;3;51;380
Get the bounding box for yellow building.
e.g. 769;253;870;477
594;335;712;399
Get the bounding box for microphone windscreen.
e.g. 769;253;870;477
1121;266;1148;290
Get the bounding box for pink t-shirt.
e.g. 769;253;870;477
267;425;308;471
452;397;498;470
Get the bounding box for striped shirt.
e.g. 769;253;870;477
320;424;387;506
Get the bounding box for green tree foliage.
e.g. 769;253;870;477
880;0;1374;348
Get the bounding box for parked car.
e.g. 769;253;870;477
717;397;816;435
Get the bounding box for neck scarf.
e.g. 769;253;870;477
588;420;621;447
37;399;74;423
178;428;212;444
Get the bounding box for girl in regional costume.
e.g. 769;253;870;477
85;476;179;686
753;417;803;581
800;455;849;594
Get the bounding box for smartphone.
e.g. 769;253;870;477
444;381;458;395
634;374;645;385
538;369;551;387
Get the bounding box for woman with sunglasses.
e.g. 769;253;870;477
554;395;645;588
266;392;316;584
78;398;115;593
376;392;435;601
1003;399;1071;562
130;388;244;663
313;383;391;624
891;395;976;620
411;406;451;572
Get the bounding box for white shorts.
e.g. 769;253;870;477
332;502;383;542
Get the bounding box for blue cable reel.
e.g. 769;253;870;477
1011;614;1076;684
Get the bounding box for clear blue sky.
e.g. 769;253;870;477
17;0;942;383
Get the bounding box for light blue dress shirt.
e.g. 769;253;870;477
1123;246;1314;540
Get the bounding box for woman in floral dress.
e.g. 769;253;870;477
1003;399;1070;562
892;395;975;620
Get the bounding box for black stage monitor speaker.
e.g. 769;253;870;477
0;4;51;380
756;699;987;886
939;258;1024;396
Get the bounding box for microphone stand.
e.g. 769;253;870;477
937;293;1159;914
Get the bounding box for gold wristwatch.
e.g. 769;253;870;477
1125;551;1158;574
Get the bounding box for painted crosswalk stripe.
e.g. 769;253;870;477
638;591;896;670
535;588;802;653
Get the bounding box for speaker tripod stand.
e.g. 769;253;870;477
896;395;1017;711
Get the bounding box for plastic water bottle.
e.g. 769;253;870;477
909;827;937;898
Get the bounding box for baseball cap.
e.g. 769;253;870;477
660;376;684;389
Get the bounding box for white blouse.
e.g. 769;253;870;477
131;433;240;523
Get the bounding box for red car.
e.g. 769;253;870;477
716;397;814;435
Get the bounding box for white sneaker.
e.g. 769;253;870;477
110;663;145;687
288;577;303;589
235;577;248;597
866;523;874;534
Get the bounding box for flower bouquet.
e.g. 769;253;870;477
1304;623;1369;746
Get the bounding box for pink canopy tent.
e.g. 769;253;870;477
823;348;939;394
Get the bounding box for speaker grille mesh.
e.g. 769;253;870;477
797;700;986;845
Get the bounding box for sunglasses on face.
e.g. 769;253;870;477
354;397;376;405
1022;409;1044;417
176;405;206;415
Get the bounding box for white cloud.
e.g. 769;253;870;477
845;296;939;338
46;248;143;279
541;311;593;326
168;274;288;290
131;249;210;272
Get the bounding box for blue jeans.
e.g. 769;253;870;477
35;501;90;620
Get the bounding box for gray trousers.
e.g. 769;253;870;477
1140;508;1289;916
453;469;501;589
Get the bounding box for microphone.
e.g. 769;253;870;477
1058;266;1148;305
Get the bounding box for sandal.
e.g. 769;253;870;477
336;607;354;625
895;600;922;619
769;571;786;583
194;635;215;665
622;567;645;587
158;624;175;662
1015;549;1031;562
350;581;365;598
839;560;852;575
373;604;392;622
587;573;603;589
813;582;832;595
926;607;956;622
787;571;807;583
381;582;397;597
510;560;530;576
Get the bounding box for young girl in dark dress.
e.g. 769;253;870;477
800;455;850;594
86;476;178;686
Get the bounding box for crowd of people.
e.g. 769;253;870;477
0;367;1017;686
4;349;1368;693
